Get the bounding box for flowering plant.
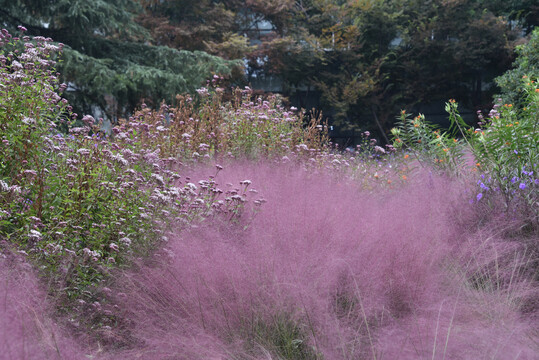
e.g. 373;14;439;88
448;78;538;217
0;29;265;307
0;27;69;186
390;104;466;176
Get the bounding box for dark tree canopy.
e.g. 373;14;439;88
1;0;535;136
0;0;241;119
242;0;526;136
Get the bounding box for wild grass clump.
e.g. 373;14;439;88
0;251;86;359
101;163;537;359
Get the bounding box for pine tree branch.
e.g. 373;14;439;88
0;8;67;38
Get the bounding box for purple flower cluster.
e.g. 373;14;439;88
473;165;537;205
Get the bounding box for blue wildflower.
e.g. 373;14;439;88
519;183;526;190
476;193;483;201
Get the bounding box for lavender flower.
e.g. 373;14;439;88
478;182;489;191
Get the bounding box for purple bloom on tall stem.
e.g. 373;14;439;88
476;193;483;201
519;183;526;190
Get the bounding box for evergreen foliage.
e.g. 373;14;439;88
0;0;241;118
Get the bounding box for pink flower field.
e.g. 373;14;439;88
2;162;537;359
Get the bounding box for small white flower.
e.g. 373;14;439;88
151;173;165;186
21;117;36;125
28;229;42;240
119;237;132;247
0;180;9;192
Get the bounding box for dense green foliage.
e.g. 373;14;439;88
139;0;535;136
0;0;240;118
495;28;539;108
3;0;534;135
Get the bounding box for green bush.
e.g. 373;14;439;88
495;28;539;108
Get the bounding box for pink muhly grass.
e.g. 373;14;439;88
2;160;537;359
378;295;538;359
0;256;85;359
98;161;539;359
